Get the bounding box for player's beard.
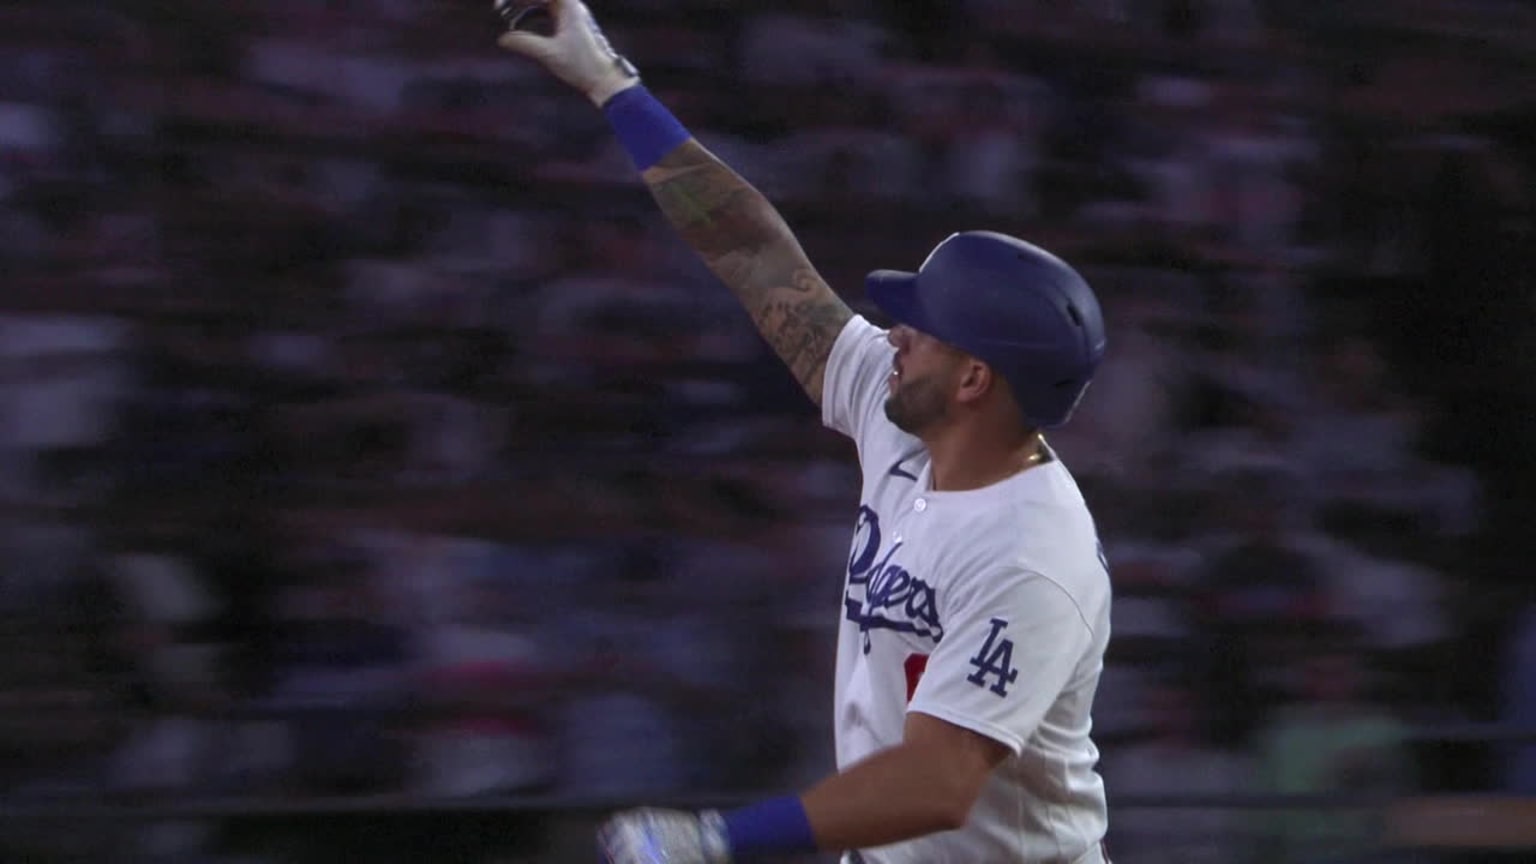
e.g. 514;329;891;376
884;370;952;436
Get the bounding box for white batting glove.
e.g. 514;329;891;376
495;0;641;107
598;807;733;864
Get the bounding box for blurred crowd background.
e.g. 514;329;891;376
2;0;1535;862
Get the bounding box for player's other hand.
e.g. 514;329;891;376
495;0;639;107
598;807;732;864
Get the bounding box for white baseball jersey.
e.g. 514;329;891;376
821;316;1112;864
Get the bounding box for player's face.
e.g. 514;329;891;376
883;325;966;436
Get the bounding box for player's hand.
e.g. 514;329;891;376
495;0;640;107
597;807;732;864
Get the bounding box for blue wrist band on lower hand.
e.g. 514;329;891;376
720;795;818;859
602;85;691;172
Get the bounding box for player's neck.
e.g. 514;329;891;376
923;425;1045;493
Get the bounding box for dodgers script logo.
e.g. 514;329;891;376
845;505;942;654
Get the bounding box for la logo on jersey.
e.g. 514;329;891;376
845;506;942;654
965;618;1019;696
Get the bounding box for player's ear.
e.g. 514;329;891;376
954;357;992;405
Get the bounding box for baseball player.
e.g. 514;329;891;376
494;2;1113;862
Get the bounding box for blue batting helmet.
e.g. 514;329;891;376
866;231;1107;428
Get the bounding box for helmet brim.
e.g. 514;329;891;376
866;269;935;335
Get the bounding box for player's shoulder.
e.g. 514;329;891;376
946;461;1096;537
840;312;889;344
940;463;1109;594
823;313;904;454
827;313;891;376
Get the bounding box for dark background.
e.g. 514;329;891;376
1;0;1534;862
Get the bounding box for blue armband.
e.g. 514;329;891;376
720;795;818;859
602;85;692;172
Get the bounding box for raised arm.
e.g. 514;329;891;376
640;142;852;404
495;0;852;405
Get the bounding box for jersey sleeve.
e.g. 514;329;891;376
821;315;894;447
907;568;1095;755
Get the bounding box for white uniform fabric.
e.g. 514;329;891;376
822;316;1112;864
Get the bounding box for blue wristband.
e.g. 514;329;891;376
602;85;692;172
720;795;818;859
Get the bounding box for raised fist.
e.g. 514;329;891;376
494;0;640;107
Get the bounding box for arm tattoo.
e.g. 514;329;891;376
642;141;853;404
